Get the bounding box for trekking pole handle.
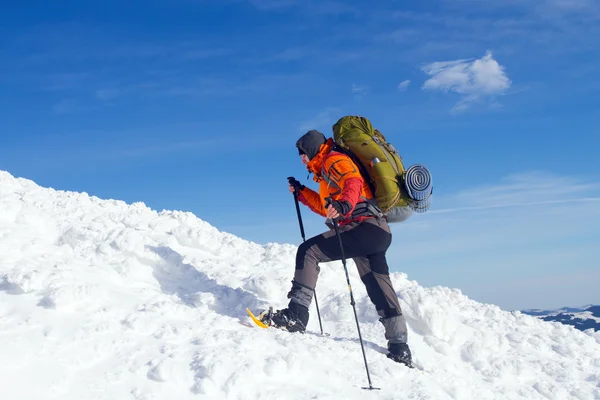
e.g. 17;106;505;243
294;192;306;242
325;197;341;223
289;178;306;242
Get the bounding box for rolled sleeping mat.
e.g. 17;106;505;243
404;164;433;213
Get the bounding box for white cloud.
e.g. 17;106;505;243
421;51;511;112
398;80;411;91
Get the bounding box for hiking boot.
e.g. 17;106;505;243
269;308;307;333
387;342;414;368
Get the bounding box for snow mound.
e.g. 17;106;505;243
1;170;599;400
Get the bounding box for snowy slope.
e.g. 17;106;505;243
1;170;599;400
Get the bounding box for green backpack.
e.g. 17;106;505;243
331;116;432;217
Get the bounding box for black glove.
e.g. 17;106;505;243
287;176;305;192
327;199;352;216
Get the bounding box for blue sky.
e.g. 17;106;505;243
1;0;599;311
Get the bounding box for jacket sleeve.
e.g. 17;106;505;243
324;156;364;215
338;178;363;213
297;187;327;216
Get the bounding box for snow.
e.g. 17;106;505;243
543;311;600;324
1;169;599;400
571;312;600;323
522;306;596;317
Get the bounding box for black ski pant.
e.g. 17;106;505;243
287;217;408;344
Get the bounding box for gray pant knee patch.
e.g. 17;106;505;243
287;281;314;309
380;315;408;344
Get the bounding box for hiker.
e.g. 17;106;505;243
270;129;413;367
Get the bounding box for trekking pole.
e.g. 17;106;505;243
326;198;379;391
288;177;324;335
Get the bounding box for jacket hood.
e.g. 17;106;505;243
306;138;334;177
296;130;327;160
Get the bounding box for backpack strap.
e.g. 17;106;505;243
320;152;344;196
349;200;382;220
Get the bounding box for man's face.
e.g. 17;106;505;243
300;154;309;165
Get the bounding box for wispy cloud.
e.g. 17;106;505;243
8;27;239;99
41;72;95;92
181;48;232;60
95;89;119;100
398;80;411;91
430;197;600;215
52;99;88;114
248;0;357;15
421;51;511;112
450;171;598;207
544;0;593;10
115;139;226;158
249;0;297;10
383;2;599;71
386;170;600;310
311;1;358;15
268;47;312;62
351;83;369;98
297;108;341;133
445;0;600;16
0;132;231;173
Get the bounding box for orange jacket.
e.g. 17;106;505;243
297;139;374;223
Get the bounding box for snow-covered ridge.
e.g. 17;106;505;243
1;170;599;400
522;305;600;332
521;305;597;316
